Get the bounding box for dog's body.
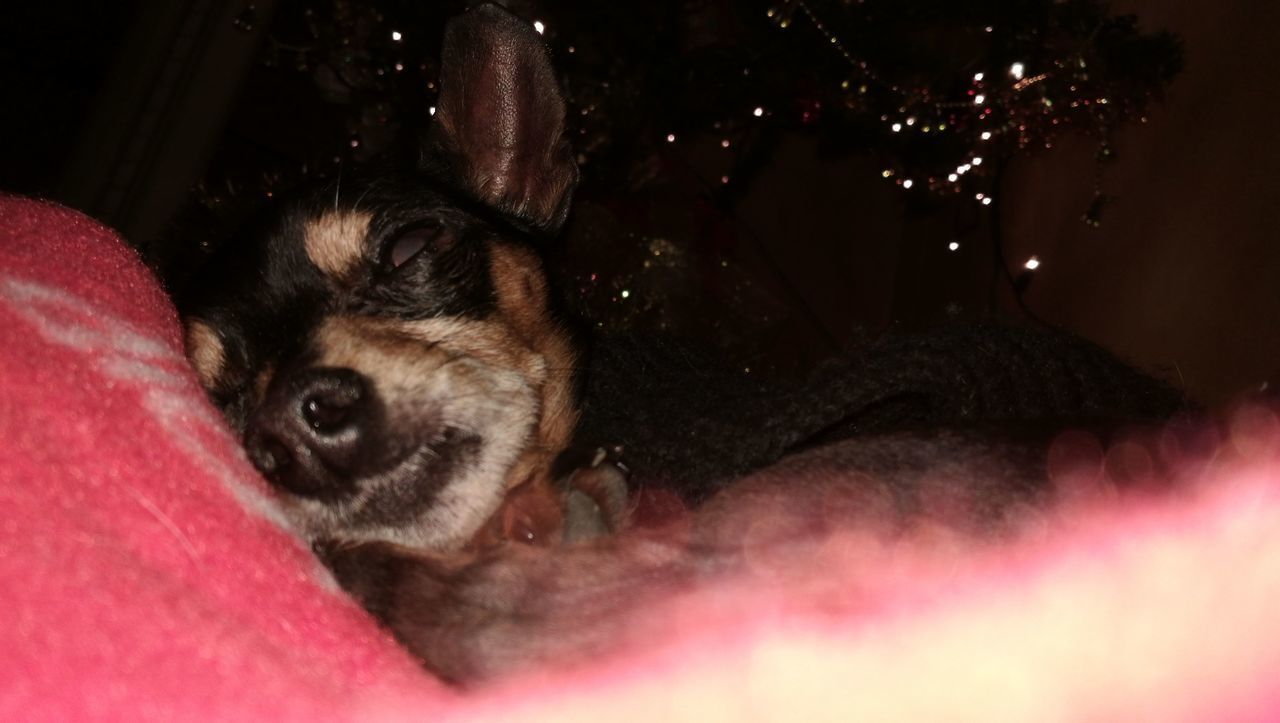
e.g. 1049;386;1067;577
179;5;1185;684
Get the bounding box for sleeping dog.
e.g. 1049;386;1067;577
180;4;1184;683
180;4;619;557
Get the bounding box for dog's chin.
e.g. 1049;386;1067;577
275;428;515;551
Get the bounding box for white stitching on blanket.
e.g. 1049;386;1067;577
0;276;308;547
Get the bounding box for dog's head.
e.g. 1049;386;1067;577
179;5;581;551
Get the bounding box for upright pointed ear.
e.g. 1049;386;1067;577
425;4;578;234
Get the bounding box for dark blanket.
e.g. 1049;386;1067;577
579;324;1186;500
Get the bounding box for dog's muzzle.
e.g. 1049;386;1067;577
244;367;384;500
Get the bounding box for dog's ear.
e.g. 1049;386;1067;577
425;4;577;234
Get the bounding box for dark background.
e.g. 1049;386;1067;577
2;0;1276;404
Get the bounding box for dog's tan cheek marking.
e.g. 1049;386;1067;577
488;242;581;460
488;243;550;335
350;312;560;454
184;320;225;390
393;316;539;377
304;210;373;282
536;330;580;452
313;318;450;390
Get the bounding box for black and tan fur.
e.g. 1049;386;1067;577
180;5;589;553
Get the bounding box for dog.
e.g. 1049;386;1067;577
179;4;628;559
180;4;1187;684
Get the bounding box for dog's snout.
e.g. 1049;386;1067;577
302;375;363;434
245;368;378;499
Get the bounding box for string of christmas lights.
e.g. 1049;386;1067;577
751;0;1177;300
762;0;1176;210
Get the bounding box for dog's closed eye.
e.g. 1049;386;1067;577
384;223;455;270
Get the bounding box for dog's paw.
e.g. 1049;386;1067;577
555;445;631;542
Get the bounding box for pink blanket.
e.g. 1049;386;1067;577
2;195;1278;720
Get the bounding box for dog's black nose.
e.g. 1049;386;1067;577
244;367;378;499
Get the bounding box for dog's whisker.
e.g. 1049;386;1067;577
333;164;343;211
350;181;377;217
